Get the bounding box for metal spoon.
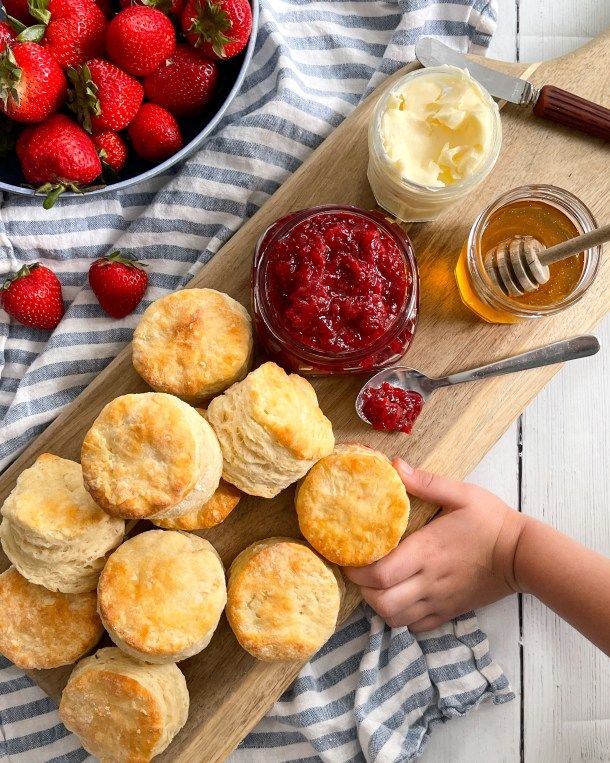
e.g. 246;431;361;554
356;335;600;425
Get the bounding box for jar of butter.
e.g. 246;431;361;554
368;65;502;222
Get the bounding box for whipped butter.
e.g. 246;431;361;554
367;65;502;222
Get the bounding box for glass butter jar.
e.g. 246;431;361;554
252;205;419;375
368;66;502;223
455;185;601;324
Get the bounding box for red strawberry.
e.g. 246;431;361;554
2;0;32;25
144;44;218;117
106;7;176;77
0;22;17;52
119;0;184;17
93;130;128;174
68;58;143;132
88;251;148;318
1;263;64;330
0;42;66;123
182;0;251;60
128;102;183;162
17;114;102;207
29;0;108;69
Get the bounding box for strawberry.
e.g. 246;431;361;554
144;44;218;117
88;251;148;318
0;42;66;123
2;0;32;25
29;0;108;69
93;130;128;174
106;6;176;77
128;102;183;162
182;0;251;60
0;21;17;51
68;58;143;133
17;114;102;207
1;263;64;330
119;0;184;17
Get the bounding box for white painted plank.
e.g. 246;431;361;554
487;0;518;62
521;316;610;763
421;425;522;763
519;0;610;61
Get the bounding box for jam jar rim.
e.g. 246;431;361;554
252;204;419;365
369;66;503;198
465;184;601;318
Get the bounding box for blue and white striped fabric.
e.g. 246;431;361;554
0;1;513;761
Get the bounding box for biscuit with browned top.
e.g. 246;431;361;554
81;393;222;520
295;444;410;566
227;537;341;661
60;647;189;762
98;530;226;663
0;566;103;669
152;479;241;531
132;289;253;402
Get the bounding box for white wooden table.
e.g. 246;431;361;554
422;2;610;760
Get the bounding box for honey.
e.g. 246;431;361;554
455;185;601;324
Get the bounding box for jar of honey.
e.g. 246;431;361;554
455;185;601;323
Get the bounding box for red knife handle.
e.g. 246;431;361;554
533;85;610;141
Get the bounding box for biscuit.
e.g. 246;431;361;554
206;362;335;498
295;445;410;566
0;454;124;593
98;530;226;663
0;566;103;670
59;646;189;763
152;479;241;531
227;537;342;661
81;393;222;520
132;288;253;403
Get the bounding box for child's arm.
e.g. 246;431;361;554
343;459;610;655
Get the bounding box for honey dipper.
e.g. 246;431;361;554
485;222;610;297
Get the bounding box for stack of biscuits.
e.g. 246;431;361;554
0;285;412;762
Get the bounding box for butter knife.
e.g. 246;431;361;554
415;37;610;142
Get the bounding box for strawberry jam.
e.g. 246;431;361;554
253;206;419;375
361;383;424;433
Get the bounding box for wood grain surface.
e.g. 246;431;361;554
1;29;609;762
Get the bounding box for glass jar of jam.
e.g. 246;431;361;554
252;205;419;375
455;185;601;324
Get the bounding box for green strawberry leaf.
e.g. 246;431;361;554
27;0;51;26
105;251;148;269
67;64;101;133
15;24;46;42
2;263;41;290
0;47;23;109
6;15;27;33
188;0;233;57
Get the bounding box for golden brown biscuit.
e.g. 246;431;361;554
152;479;241;531
98;530;226;663
227;537;341;661
295;445;410;566
206;362;335;498
132;288;253;403
0;567;103;670
60;647;189;763
81;393;222;520
0;454;125;593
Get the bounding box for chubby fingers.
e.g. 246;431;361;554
343;534;424;589
393;459;474;512
360;575;433;629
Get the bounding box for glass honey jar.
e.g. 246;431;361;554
455;185;601;323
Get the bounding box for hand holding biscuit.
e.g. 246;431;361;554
343;460;525;632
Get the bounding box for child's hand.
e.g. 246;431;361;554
343;459;527;632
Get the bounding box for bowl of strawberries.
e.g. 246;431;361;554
0;0;257;207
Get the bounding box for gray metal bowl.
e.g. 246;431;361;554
0;0;258;199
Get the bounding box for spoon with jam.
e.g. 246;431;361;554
356;335;600;434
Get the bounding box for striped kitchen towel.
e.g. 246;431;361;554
0;1;513;761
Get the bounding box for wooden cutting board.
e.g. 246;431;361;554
1;30;609;762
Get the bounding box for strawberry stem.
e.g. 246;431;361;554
0;47;23;109
188;0;233;57
15;24;46;42
105;251;148;269
2;263;40;290
27;0;51;26
67;64;101;133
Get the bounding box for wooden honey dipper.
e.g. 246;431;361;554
485;223;610;297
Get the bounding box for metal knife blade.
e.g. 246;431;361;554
415;38;538;107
